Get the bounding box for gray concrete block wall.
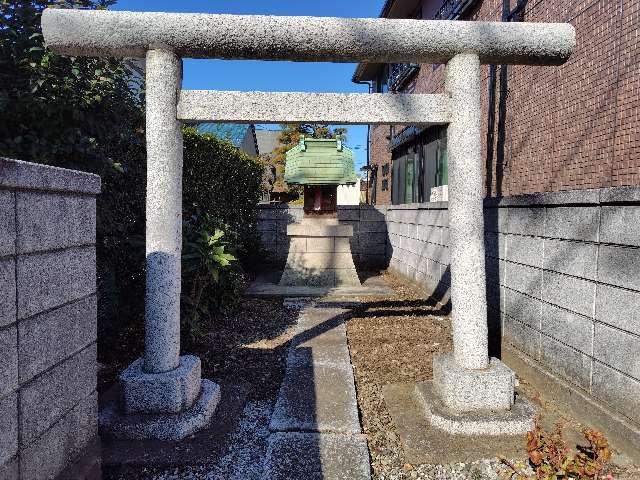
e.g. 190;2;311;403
257;190;640;429
372;187;640;431
0;158;100;480
385;203;450;302
485;187;640;428
256;204;388;270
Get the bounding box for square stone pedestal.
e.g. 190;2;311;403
421;353;535;436
100;355;221;441
120;355;202;414
416;381;535;436
432;353;516;413
280;217;361;287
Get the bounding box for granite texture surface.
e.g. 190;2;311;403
432;353;515;413
100;379;221;441
416;382;535;436
42;9;574;65
144;48;183;374
120;355;202;414
178;90;450;125
445;53;489;370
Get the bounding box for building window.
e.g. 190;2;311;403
369;165;378;204
381;179;389;191
382;163;390;176
434;127;448;188
391;125;448;205
374;65;389;93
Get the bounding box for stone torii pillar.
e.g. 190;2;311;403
144;48;183;374
446;53;490;373
104;48;221;440
413;52;535;436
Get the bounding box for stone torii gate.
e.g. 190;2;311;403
42;9;575;441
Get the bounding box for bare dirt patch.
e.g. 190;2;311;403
345;272;455;478
99;298;299;400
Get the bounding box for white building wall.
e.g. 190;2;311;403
337;178;361;205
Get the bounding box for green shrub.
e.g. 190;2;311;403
182;211;246;339
1;1;148;341
180;128;265;336
182;127;265;268
1;1;265;360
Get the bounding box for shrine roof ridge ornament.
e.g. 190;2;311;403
42;9;575;66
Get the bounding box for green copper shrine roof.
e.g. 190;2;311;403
284;138;357;186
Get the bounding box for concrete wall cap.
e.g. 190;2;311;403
0;157;101;195
484;185;640;207
387;201;449;210
599;186;640;204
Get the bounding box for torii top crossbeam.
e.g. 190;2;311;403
42;9;574;65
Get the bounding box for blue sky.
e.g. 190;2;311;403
112;0;387;172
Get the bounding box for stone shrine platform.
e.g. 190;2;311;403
247;270;393;298
279;216;361;287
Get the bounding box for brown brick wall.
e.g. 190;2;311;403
369;124;393;204
367;0;639;203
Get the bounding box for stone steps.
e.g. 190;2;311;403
264;306;371;479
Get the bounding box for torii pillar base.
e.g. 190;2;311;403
415;354;535;437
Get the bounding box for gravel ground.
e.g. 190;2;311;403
149;399;274;480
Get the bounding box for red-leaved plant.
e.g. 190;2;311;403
501;416;613;480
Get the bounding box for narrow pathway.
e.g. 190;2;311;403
263;303;371;479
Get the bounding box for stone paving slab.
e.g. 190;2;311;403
293;309;349;348
263;432;371;480
288;308;352;371
267;304;370;477
270;306;360;435
382;382;528;464
287;343;352;371
269;361;360;434
293;324;347;348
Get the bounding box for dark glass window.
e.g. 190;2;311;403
381;179;389;191
382;163;390;176
390;125;448;205
375;65;389;93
